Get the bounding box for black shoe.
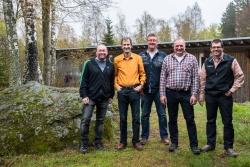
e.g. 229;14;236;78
169;143;178;152
225;148;238;157
201;145;215;152
94;142;104;150
80;145;88;154
191;147;201;155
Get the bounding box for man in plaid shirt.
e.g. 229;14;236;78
159;38;200;155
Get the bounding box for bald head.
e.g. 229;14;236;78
96;44;108;60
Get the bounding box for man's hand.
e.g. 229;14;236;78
82;97;89;104
190;95;197;105
160;96;167;105
117;86;122;92
134;85;143;92
225;90;233;97
198;94;204;106
108;98;113;104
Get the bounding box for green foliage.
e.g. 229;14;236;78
233;103;250;144
234;0;250;36
157;19;171;42
0;20;9;88
0;20;7;36
102;18;115;46
221;2;237;38
234;0;250;11
197;24;222;40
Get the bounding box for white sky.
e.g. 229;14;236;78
71;0;232;36
106;0;232;27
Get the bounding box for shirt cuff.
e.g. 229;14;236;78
229;88;236;94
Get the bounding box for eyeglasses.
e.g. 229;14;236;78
148;39;157;42
211;46;222;49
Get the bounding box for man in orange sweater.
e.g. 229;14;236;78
114;37;146;151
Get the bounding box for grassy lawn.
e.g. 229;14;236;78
3;102;250;167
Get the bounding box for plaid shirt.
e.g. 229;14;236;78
159;52;199;96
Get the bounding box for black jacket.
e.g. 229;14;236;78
205;54;234;96
79;58;115;101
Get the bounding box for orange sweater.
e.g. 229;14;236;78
114;53;146;89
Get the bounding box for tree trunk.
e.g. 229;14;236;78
3;0;22;87
23;0;40;83
50;0;57;86
20;0;43;84
42;0;51;85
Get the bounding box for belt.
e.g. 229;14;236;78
120;84;140;89
166;88;190;92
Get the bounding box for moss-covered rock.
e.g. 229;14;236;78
0;82;114;155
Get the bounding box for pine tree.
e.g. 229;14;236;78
221;2;237;38
234;0;250;36
102;18;115;46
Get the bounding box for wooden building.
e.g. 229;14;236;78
56;37;250;102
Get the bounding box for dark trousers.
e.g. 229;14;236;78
166;89;198;148
141;91;168;139
80;99;109;146
205;93;234;149
118;88;140;144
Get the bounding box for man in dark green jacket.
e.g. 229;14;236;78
79;44;114;153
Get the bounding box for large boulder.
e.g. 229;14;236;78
0;82;114;155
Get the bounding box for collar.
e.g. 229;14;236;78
212;53;224;61
146;49;158;55
123;53;133;60
209;53;224;62
95;57;106;62
171;52;188;59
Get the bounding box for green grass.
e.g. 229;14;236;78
2;102;250;167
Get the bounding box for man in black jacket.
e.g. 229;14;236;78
199;39;244;157
79;44;114;153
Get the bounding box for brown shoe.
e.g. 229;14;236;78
117;143;126;150
140;138;147;145
161;138;170;145
133;142;143;151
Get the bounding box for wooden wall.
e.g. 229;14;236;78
56;45;250;102
229;49;250;102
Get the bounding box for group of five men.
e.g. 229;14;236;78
79;34;244;157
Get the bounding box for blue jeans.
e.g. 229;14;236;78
118;88;141;144
141;91;168;140
80;99;109;146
